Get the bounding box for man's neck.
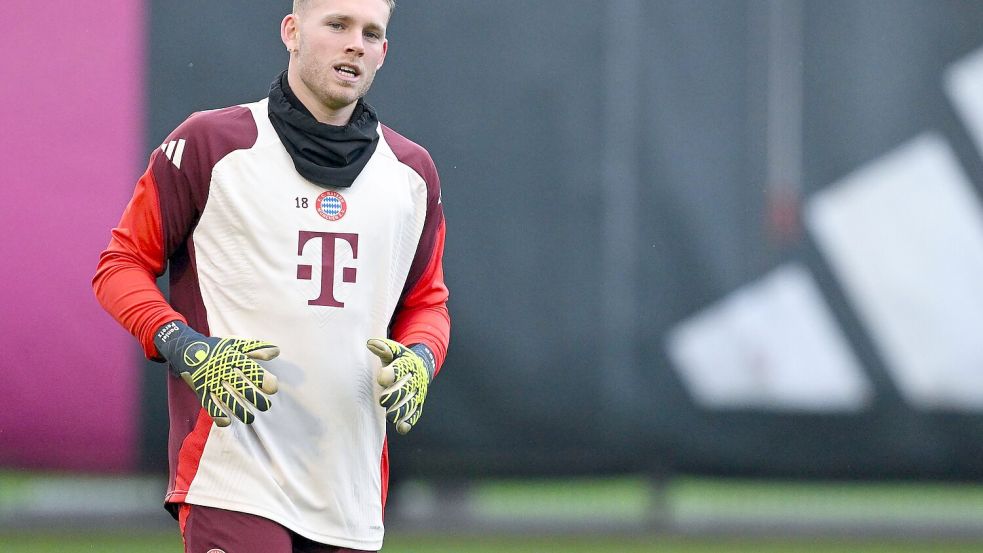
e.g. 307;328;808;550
286;70;355;126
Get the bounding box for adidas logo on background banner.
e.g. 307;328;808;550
160;139;186;169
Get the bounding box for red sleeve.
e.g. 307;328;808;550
92;164;186;360
381;124;451;376
93;106;256;360
392;218;450;376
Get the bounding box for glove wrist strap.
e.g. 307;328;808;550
409;343;436;381
153;320;201;376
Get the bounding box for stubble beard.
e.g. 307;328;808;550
297;49;375;114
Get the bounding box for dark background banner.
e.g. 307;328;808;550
7;1;981;481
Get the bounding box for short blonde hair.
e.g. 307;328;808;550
293;0;395;17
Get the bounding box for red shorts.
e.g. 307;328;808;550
178;504;377;553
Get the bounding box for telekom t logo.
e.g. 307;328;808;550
296;231;359;307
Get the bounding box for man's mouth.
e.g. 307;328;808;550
334;63;361;81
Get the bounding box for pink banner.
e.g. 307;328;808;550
0;1;145;471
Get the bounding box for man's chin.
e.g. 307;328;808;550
319;88;361;111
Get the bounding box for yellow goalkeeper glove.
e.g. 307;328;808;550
366;338;435;434
154;321;279;427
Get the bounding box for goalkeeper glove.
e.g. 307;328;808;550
366;338;435;434
154;321;279;427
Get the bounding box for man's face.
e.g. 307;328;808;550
287;0;390;113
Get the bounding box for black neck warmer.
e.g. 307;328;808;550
268;70;379;188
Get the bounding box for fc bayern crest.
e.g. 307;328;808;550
316;190;347;221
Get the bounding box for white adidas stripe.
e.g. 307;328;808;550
173;139;186;169
160;139;187;169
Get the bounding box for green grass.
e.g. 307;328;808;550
6;475;983;552
2;533;983;553
669;477;983;523
387;536;983;553
0;533;182;553
472;476;655;521
461;475;983;525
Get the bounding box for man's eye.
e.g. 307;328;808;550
365;32;380;40
327;22;343;30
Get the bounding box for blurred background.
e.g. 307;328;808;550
5;0;983;551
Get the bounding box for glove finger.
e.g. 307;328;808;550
395;402;422;435
377;355;411;388
259;370;278;394
395;421;412;434
385;388;415;420
379;373;412;408
217;382;255;425
379;389;399;411
230;367;272;412
380;388;401;412
203;392;233;427
243;343;280;362
239;358;278;395
377;364;397;387
366;338;397;364
396;420;414;435
182;371;223;424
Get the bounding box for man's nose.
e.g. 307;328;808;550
345;32;365;55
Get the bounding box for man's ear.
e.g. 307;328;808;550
377;39;388;70
281;14;299;52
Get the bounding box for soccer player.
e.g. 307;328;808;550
92;0;450;551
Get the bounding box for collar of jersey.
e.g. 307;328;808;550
267;70;380;189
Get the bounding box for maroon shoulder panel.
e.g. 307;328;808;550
381;124;444;301
151;106;259;258
150;105;258;329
